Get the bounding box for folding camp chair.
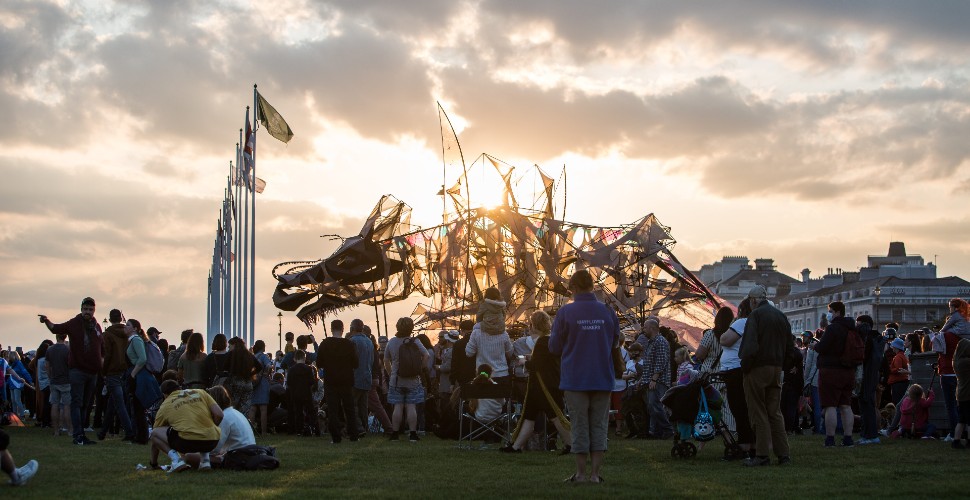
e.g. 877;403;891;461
457;382;514;449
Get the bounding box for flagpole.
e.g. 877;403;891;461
227;166;235;339
234;146;246;340
222;196;230;338
206;271;212;337
212;217;222;341
251;85;258;347
242;109;251;346
229;161;239;338
234;155;241;339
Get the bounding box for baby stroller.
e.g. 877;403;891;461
661;372;744;460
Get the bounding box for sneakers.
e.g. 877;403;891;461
10;460;38;486
73;436;97;446
879;429;890;437
921;435;937;440
842;436;855;447
824;436;836;448
742;456;771;467
409;431;420;442
944;434;954;443
168;457;190;474
857;437;881;445
199;459;212;471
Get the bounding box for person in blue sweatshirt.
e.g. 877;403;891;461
549;269;619;484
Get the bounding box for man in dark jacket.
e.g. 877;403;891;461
39;297;104;446
317;320;360;443
813;301;857;447
856;315;883;444
739;285;793;466
449;320;477;387
99;309;134;442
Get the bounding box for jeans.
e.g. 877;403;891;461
9;387;25;417
324;385;359;441
101;374;133;438
644;381;673;437
352;388;370;432
941;376;958;436
811;386;822;433
69;369;98;438
858;362;881;439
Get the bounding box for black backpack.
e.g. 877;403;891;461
840;328;866;368
397;338;425;378
221;445;280;471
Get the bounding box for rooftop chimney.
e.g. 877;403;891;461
888;242;906;257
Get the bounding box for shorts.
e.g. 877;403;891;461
50;383;71;406
388;385;425;405
959;400;970;425
166;428;218;454
818;368;855;408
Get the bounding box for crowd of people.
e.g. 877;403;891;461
1;288;968;485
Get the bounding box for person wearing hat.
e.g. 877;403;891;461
738;285;794;467
887;337;910;409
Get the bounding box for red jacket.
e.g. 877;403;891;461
899;390;935;431
50;314;104;374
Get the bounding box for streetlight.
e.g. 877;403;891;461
277;312;283;352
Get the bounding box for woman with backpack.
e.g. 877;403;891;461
126;319;163;444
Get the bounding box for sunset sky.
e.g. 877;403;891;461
3;1;969;351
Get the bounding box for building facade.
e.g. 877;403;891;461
695;243;970;333
778;243;969;333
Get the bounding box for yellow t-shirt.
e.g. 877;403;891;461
284;342;295;354
153;389;222;441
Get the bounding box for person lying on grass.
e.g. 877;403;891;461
150;380;223;473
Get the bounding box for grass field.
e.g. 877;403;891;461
2;425;965;499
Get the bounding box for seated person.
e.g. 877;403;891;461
184;386;256;468
150;380;223;473
892;384;936;439
471;364;503;423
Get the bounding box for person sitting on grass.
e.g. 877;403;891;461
150;380;223;473
1;428;38;487
891;383;936;439
184;386;255;469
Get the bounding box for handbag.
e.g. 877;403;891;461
693;389;716;442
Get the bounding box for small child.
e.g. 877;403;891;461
674;347;693;383
478;287;507;335
892;384;936;439
952;338;970;449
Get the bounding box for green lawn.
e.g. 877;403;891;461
2;425;965;499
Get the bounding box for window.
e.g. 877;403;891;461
926;309;939;322
892;308;904;323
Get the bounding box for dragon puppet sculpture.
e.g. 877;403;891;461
272;107;722;348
